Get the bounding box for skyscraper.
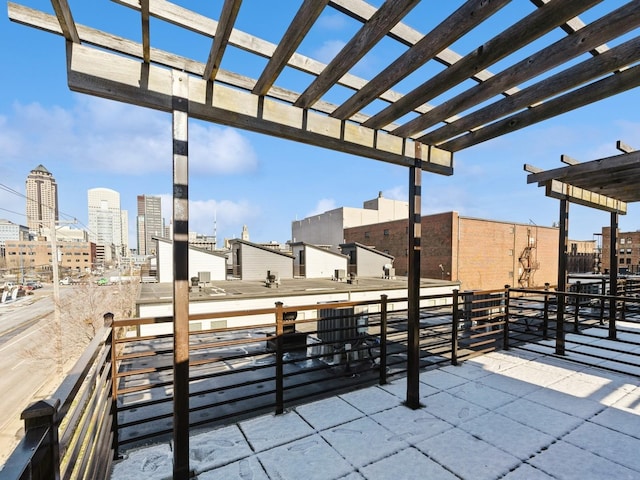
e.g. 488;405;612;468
137;195;163;255
25;164;58;234
88;188;125;259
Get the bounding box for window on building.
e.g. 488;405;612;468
621;238;626;245
620;258;625;264
364;232;370;239
627;249;632;254
627;258;632;264
383;229;389;236
508;249;513;256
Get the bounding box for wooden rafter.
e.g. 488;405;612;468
394;1;640;138
294;0;420;109
441;61;640;152
203;0;242;81
419;35;640;147
8;0;640;159
331;0;510;121
141;0;150;63
50;0;79;43
252;0;329;96
363;0;602;130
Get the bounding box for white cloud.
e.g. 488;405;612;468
307;198;337;217
157;195;259;241
2;96;258;176
317;13;349;30
313;40;346;64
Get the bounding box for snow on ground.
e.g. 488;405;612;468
110;341;640;480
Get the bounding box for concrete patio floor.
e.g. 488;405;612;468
110;338;640;480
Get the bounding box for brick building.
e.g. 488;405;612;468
344;212;559;291
4;239;97;279
601;227;640;275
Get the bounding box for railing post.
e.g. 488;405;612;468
275;302;284;415
573;281;581;333
21;398;61;480
503;285;510;351
451;290;459;365
599;278;605;325
542;283;550;340
105;312;120;460
379;295;388;385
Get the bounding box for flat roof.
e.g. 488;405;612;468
137;277;458;306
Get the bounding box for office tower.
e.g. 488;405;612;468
137;195;163;255
88;188;123;259
25;164;59;234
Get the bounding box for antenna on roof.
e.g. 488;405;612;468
213;209;217;250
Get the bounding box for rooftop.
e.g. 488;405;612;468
110;336;640;479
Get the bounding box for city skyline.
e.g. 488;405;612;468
1;2;639;246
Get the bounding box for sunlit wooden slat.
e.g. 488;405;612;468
363;0;602;130
203;0;242;81
252;0;329;96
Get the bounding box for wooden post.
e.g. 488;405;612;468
379;295;388;385
172;70;191;479
503;285;510;350
556;198;569;355
275;302;284;414
609;212;618;339
406;145;422;409
22;399;61;480
451;289;459;366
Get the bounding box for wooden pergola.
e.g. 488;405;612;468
526;141;640;354
8;1;640;477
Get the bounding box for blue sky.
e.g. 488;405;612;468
1;1;639;248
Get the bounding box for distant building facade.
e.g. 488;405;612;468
88;188;125;264
137;195;163;255
344;212;560;291
25;164;59;234
602;227;640;275
4;239;96;278
292;192;408;248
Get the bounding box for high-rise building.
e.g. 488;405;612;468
137;195;163;255
88;188;124;262
25;164;59;234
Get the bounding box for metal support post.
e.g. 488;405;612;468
171;70;192;479
556;198;569;355
406;146;422;409
609;212;618;340
379;294;388;385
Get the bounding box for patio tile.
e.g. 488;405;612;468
359;447;458;480
257;434;353;480
415;428;520;480
320;417;408;468
495;398;582;437
371;405;452;445
528;440;639;480
239;410;314;452
340;385;402;415
295;395;364;431
458;412;554;460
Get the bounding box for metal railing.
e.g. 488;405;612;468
5;281;640;479
1;314;116;480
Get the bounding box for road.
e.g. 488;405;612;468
0;286;72;467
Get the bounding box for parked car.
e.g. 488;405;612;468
96;277;109;286
26;281;42;289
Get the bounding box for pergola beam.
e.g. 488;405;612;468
331;0;510;121
544;180;627;214
441;61;640;152
203;0;242;81
65;42;453;174
363;0;602;130
294;0;420;109
50;0;79;43
419;36;640;147
396;1;640;138
252;0;329;96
